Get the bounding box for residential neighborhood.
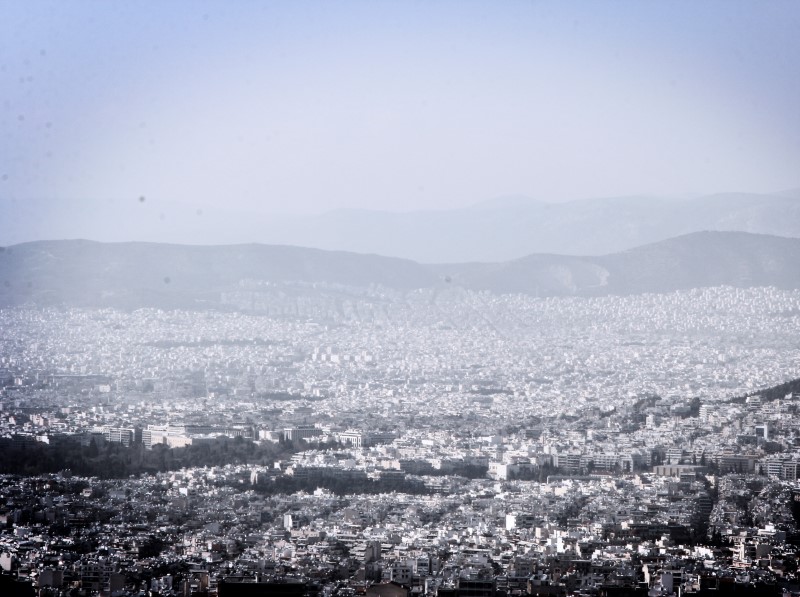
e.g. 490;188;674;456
1;285;800;595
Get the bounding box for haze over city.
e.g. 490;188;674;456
3;3;800;597
2;0;800;232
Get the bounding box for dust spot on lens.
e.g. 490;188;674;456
138;195;146;203
163;276;171;284
3;280;10;287
1;174;8;182
196;209;203;216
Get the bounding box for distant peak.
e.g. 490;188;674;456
771;187;800;200
467;195;544;210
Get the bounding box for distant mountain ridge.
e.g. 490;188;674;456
438;231;800;296
2;192;799;262
2;231;800;309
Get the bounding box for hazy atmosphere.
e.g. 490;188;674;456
4;4;800;597
2;0;800;241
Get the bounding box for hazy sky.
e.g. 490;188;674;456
2;0;799;215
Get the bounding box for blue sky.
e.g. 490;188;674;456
2;0;799;215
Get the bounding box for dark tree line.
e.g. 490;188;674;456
0;436;303;478
731;376;800;405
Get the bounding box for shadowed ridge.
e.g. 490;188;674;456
2;231;800;308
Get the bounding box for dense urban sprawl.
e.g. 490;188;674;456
2;285;800;596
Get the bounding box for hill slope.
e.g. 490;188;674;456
0;241;438;309
434;232;800;296
3;192;799;262
1;232;800;308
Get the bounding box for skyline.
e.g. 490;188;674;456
4;5;800;593
2;1;800;227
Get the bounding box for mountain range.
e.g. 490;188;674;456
2;231;799;309
3;191;799;262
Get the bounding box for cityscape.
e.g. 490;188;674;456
3;1;800;596
2;284;800;595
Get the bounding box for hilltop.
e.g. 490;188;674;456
2;231;800;309
3;192;799;262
